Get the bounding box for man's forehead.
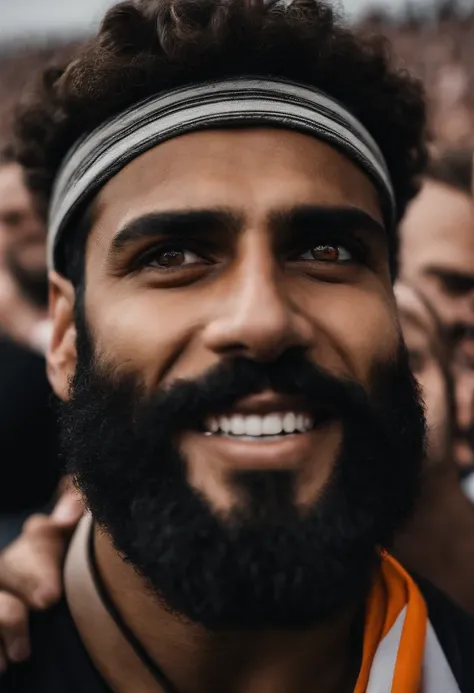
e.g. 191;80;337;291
92;128;384;238
403;179;473;241
401;178;474;276
0;164;32;214
0;163;24;194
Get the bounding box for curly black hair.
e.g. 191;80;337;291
14;0;428;280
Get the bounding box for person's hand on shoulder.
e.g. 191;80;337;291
0;483;83;672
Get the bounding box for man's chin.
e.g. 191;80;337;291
123;514;379;630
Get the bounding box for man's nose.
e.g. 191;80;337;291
202;246;313;362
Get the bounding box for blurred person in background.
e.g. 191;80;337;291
394;282;474;613
400;149;474;472
0;142;60;545
0;42;78;351
0;144;49;349
0;45;78;540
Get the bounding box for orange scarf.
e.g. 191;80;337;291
355;553;459;693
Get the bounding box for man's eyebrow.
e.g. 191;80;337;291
107;205;385;262
269;205;385;238
424;267;474;291
109;209;242;255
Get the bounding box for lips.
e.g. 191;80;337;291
180;391;340;473
197;391;334;442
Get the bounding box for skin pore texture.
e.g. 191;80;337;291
47;129;425;693
400;179;474;469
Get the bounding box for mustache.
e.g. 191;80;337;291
79;348;379;436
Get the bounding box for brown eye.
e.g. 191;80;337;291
299;244;352;263
149;247;201;269
311;245;340;262
157;249;186;267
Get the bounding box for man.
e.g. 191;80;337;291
0;45;78;543
393;283;474;613
0;145;59;537
395;283;454;469
1;0;473;690
399;150;474;470
0;145;49;350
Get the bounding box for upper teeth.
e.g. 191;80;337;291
205;413;313;437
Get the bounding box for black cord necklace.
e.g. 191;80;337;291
87;524;182;693
87;524;364;693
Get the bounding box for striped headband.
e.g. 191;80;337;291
48;77;396;271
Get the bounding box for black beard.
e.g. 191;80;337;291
59;316;426;630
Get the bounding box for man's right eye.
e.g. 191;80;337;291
133;244;212;272
147;247;203;269
440;273;474;296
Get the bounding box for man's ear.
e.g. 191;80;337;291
47;270;77;401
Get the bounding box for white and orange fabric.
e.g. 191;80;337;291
356;552;460;693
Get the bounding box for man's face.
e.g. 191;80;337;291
50;129;425;627
395;283;451;468
400;179;474;468
0;162;48;307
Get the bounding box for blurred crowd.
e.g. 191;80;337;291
0;1;473;612
359;0;474;147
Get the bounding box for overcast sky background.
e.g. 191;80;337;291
0;0;467;46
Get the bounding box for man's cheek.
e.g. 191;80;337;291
310;291;399;384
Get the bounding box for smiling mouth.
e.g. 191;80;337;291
184;395;340;472
203;411;315;441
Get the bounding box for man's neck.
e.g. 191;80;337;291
65;517;362;693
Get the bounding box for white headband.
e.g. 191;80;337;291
48;77;396;271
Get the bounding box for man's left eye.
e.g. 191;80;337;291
298;244;353;263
